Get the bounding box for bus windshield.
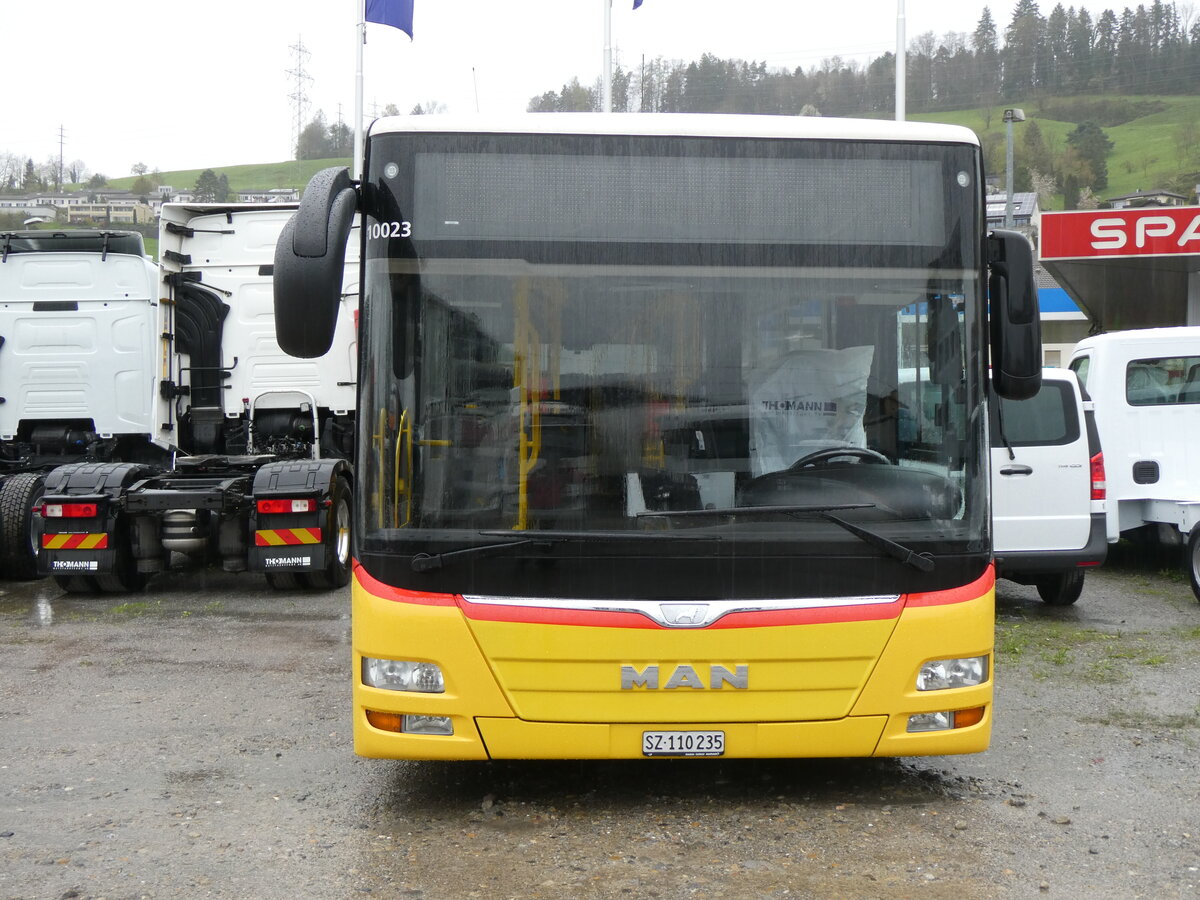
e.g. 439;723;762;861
357;129;987;597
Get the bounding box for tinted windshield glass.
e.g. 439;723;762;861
358;131;987;564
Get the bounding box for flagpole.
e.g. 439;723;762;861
602;0;612;113
353;0;366;180
895;0;906;122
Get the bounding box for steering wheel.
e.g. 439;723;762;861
789;446;891;469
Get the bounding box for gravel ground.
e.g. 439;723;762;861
1;545;1198;899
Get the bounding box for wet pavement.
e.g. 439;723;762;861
1;550;1198;898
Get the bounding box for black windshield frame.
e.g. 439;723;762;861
355;129;990;599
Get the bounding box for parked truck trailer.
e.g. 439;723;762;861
1;205;358;591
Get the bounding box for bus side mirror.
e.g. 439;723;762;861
988;229;1042;400
274;166;358;358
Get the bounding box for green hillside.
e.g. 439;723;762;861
77;96;1200;210
94;157;352;194
913;95;1200;208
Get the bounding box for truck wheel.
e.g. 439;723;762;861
307;476;352;589
1036;570;1085;605
1187;528;1200;602
54;574;101;594
94;517;148;593
94;568;149;593
266;572;303;590
0;472;46;581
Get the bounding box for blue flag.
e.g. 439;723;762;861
633;0;644;7
366;0;414;39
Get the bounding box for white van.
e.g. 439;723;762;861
1069;327;1200;598
990;368;1108;604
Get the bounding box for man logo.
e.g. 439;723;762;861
659;604;709;626
620;664;749;690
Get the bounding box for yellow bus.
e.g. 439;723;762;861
274;114;1041;760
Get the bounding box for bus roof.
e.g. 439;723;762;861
368;112;980;147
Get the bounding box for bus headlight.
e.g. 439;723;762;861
916;656;988;691
362;658;445;693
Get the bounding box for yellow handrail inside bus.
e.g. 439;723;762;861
513;278;543;530
372;408;388;530
394;409;413;527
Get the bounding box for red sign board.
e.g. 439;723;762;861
1041;206;1200;260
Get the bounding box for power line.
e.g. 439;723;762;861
287;37;313;164
57;124;65;191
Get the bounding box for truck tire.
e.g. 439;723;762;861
306;476;352;589
54;574;101;594
92;511;148;594
1036;570;1085;605
1187;527;1200;602
266;572;303;590
0;472;46;581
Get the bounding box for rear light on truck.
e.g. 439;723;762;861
257;498;318;514
1090;452;1107;500
40;502;99;519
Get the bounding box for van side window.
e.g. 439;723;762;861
1069;356;1090;392
989;381;1078;447
1125;356;1200;405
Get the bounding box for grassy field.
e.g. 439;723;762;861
89;157;352;194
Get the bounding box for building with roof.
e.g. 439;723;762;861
1107;189;1189;209
236;188;300;203
985;191;1040;234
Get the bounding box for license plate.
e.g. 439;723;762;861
642;730;725;757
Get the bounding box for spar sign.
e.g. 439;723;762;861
1041;206;1200;260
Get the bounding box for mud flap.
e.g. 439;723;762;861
37;462;157;579
248;458;351;574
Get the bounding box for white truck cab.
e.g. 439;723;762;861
1069;327;1200;598
0;230;160;578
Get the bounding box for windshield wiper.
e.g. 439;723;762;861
639;504;934;572
817;512;934;572
413;530;721;572
412;539;559;572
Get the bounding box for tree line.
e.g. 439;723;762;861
529;2;1200;117
294;101;444;160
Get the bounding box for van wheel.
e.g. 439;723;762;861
1187;528;1200;602
1036;570;1085;605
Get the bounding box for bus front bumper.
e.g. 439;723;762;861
354;707;991;759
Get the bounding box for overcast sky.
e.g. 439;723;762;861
6;0;1120;180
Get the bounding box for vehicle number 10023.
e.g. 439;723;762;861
642;730;725;757
368;220;412;239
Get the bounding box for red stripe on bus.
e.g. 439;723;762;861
456;597;908;629
904;565;994;607
355;561;993;622
355;564;459;607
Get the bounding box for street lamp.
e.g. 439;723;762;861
1003;108;1026;228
